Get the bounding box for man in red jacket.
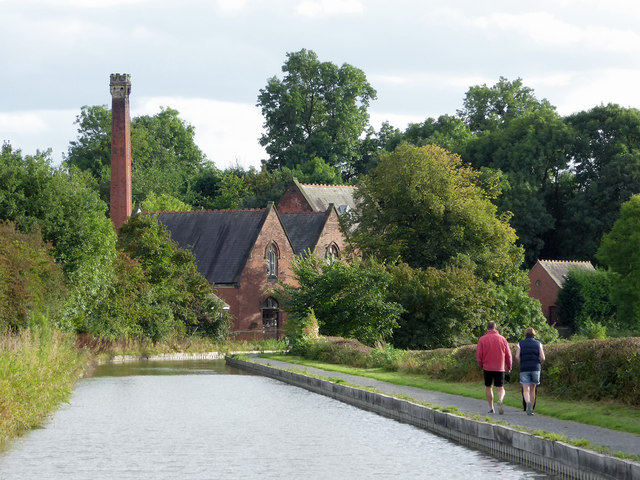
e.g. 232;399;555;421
476;321;512;414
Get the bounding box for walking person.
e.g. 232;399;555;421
515;327;545;415
476;321;512;414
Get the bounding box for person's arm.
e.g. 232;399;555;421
476;340;483;368
505;341;513;371
539;343;546;363
515;344;521;363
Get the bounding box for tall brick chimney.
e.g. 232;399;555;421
109;73;132;229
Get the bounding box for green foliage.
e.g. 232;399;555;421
276;255;402;346
388;262;492;349
346;143;525;285
557;268;616;334
0;143;117;331
257;49;376;179
0;326;86;442
458;76;553;133
490;283;559;344
0;222;67;331
558;104;640;260
65;106;208;208
142;191;191;212
283;309;320;354
597;194;640;330
544;338;640;405
116;214;231;340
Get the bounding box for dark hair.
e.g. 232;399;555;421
487;321;496;330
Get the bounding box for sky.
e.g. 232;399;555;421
3;0;640;170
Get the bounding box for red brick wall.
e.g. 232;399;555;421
277;183;313;213
313;208;347;259
217;208;296;339
110;93;132;229
528;262;560;324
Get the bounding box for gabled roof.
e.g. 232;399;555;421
535;260;595;287
280;208;331;255
152;208;269;285
295;179;357;213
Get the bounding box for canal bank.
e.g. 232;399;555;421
227;356;640;480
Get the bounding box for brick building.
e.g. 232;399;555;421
107;74;351;338
528;259;595;327
154;202;347;339
277;178;358;215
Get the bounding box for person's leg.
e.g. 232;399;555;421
485;386;494;411
525;384;535;415
529;384;537;406
522;384;531;403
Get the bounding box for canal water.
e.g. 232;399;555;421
0;360;549;479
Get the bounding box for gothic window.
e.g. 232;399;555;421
325;243;340;263
266;242;279;279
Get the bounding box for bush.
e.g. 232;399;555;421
0;222;67;331
542;338;640;405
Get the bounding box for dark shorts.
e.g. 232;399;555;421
484;370;505;388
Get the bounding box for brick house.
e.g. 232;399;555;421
277;178;357;215
154;201;347;339
528;259;595;327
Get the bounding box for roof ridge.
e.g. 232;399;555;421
539;259;592;264
151;208;266;214
300;183;357;188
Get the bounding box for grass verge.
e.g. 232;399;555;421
0;328;87;445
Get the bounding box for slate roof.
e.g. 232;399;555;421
536;259;595;287
280;211;329;255
153;209;268;285
297;181;357;214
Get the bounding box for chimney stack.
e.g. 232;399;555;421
109;73;132;229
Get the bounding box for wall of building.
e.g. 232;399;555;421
528;263;560;324
277;184;313;213
231;208;296;338
314;208;347;259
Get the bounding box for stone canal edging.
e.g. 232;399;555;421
226;356;640;480
98;350;278;364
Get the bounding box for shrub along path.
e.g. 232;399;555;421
252;355;640;458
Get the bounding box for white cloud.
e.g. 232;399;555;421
551;69;640;115
135;97;266;170
0;109;79;162
216;0;248;14
473;11;640;53
296;0;363;17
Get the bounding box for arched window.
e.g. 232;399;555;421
262;297;279;338
266;242;279;279
325;243;340;263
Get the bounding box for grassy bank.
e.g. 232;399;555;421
266;337;640;435
0;328;87;444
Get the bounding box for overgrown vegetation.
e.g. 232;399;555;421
0;325;86;444
290;336;640;407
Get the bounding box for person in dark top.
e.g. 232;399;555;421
515;327;546;415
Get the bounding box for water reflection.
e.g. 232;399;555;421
0;360;549;479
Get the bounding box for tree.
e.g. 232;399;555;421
65;106;209;208
558;104;640;260
0;143;117;332
463;107;570;265
257;49;376;179
117;214;231;338
388;262;492;349
458;77;553;134
596;194;640;330
556;268;616;334
0;221;67;331
275;256;402;346
345;143;525;285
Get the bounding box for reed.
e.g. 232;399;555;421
0;326;86;444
